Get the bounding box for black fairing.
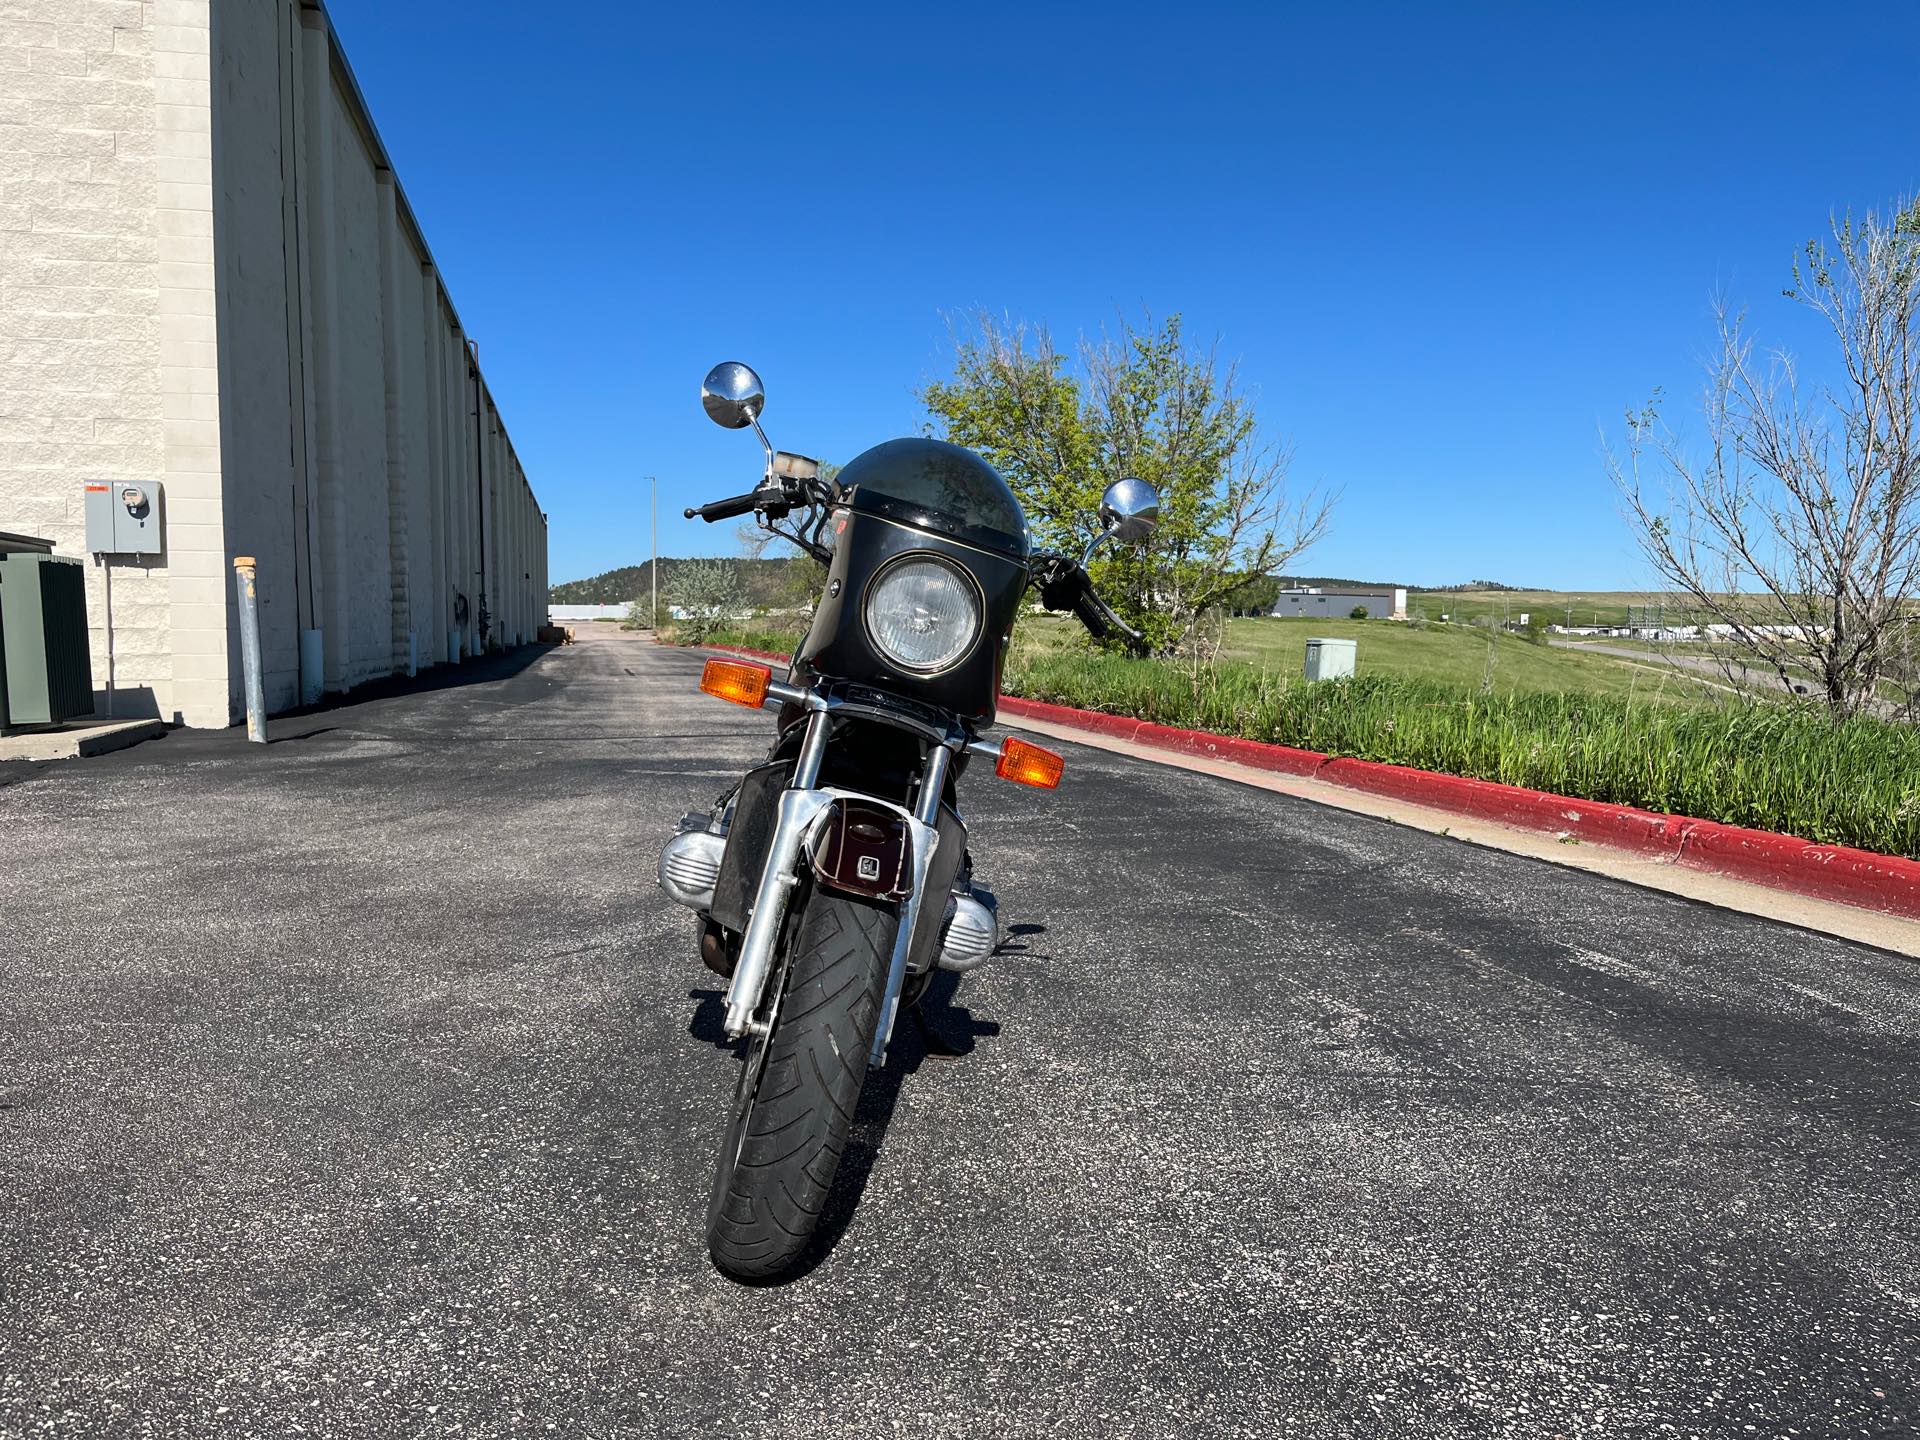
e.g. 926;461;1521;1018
796;438;1030;724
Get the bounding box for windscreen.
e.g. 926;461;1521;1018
838;438;1029;558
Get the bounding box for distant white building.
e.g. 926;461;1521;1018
1270;586;1408;621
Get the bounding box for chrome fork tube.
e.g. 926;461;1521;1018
792;708;831;788
914;744;952;827
868;742;954;1071
723;710;834;1040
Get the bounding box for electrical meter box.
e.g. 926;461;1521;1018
1304;637;1357;682
85;480;163;556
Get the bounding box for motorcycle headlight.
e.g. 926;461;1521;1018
864;556;981;673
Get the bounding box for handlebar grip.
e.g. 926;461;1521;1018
1073;576;1145;651
1071;589;1115;639
684;492;762;523
1032;551;1146;651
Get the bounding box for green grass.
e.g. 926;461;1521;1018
691;611;1920;857
1216;617;1712;701
1016;615;1715;704
1001;648;1920;858
695;619;807;654
706;611;1709;702
1409;589;1659;628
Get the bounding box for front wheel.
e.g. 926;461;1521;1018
706;887;897;1280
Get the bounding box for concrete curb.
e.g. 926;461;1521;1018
0;717;167;762
992;693;1920;923
693;643;1920;923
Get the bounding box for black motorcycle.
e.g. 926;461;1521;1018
657;361;1158;1280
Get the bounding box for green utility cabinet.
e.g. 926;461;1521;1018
0;552;94;731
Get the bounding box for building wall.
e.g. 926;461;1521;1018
0;0;547;726
0;0;227;725
210;0;300;708
1270;588;1408;621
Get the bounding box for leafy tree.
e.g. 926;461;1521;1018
1613;198;1920;718
1224;573;1282;615
732;463;839;616
771;556;828;612
667;559;748;644
921;312;1332;651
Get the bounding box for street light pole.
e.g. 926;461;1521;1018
647;474;657;630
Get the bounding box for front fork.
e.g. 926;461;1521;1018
721;710;951;1071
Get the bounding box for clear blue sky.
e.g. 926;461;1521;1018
325;0;1920;590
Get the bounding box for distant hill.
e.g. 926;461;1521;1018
1275;573;1411;590
557;561;1426;607
550;557;801;607
1428;579;1526;592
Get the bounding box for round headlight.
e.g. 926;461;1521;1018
864;556;981;673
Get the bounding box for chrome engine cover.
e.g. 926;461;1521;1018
936;889;998;972
658;813;727;911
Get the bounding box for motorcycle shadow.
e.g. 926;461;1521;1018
685;971;1000;1281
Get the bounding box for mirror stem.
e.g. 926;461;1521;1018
1080;526;1116;568
747;413;775;481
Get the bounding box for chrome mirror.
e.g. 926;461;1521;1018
1083;477;1160;564
1100;477;1159;541
701;361;765;430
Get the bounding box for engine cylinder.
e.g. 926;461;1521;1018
659;824;726;911
936;892;998;972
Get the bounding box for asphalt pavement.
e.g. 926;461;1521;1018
3;627;1917;1439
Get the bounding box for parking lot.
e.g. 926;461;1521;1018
3;629;1917;1438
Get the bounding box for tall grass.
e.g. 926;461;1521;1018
699;620;808;656
1004;651;1920;858
685;618;1920;856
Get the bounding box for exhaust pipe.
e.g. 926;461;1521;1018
659;813;727;911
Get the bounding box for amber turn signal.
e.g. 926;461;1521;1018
995;736;1065;789
700;657;772;709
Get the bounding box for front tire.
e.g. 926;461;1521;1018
706;888;896;1280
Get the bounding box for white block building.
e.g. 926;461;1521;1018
0;0;547;727
1269;586;1408;621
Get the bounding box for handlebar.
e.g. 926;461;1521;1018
1073;586;1137;644
1033;552;1146;652
684;487;782;523
683;476;836;564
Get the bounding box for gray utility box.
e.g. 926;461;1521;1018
0;551;94;730
84;480;164;556
1304;636;1357;682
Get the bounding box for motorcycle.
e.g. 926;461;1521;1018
657;361;1159;1280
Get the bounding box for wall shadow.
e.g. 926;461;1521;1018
87;685;162;721
269;641;556;722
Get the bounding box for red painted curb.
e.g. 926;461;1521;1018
996;693;1920;923
695;644;1920;923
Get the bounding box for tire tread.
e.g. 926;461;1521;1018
707;890;895;1279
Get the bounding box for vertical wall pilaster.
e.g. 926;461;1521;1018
298;7;348;691
485;400;501;649
154;0;229;727
451;327;474;658
375;173;411;672
420;270;447;663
